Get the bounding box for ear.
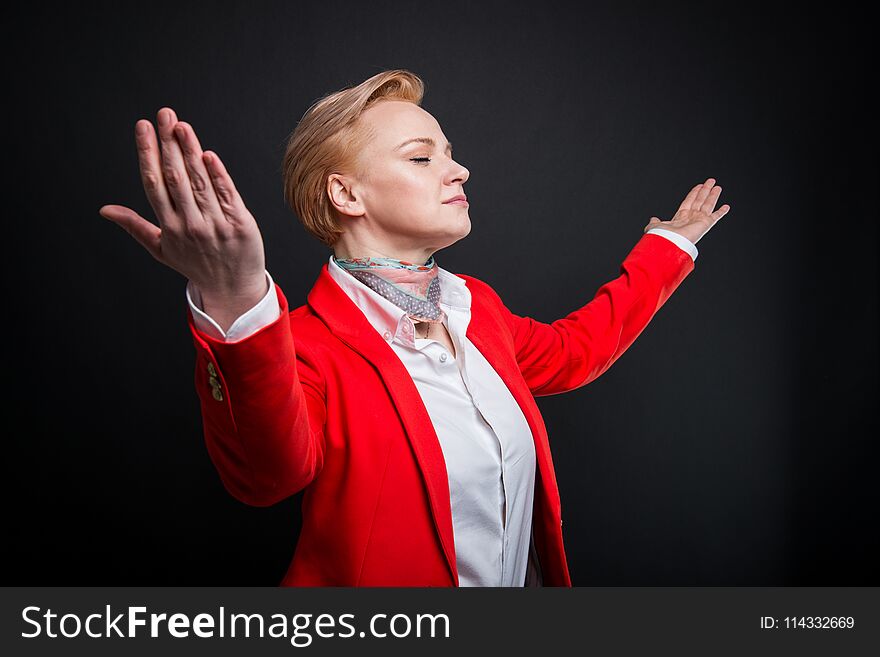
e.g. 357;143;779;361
327;173;365;218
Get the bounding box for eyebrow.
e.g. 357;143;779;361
394;137;453;155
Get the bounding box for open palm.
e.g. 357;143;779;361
99;107;269;329
644;177;731;244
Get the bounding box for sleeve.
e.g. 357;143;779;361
644;227;699;261
186;270;281;342
485;232;695;397
187;282;327;506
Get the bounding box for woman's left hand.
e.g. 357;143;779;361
644;177;731;244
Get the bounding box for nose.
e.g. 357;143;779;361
447;158;469;185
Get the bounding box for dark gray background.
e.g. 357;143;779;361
6;1;876;585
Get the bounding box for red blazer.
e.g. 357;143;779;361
186;233;694;586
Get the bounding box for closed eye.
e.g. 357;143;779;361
410;157;431;164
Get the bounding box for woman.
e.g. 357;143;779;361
99;69;730;587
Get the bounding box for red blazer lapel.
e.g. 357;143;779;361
462;277;569;585
306;264;459;585
464;289;562;523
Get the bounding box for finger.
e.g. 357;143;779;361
677;184;703;213
99;204;163;261
701;185;723;214
710;204;731;222
156;107;204;227
202;150;249;222
643;217;663;233
692;177;717;210
135;119;178;231
173;121;225;220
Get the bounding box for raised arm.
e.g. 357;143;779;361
100;107;325;505
481;178;731;397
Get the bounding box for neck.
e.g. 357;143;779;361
332;245;435;265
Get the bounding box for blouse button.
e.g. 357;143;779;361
383;330;392;340
439;352;447;362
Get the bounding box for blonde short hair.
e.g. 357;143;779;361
282;69;425;248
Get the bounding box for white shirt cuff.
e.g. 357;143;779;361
645;228;699;262
186;271;281;342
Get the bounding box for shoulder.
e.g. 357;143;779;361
452;271;506;307
448;271;493;293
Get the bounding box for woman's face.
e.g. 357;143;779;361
332;100;471;258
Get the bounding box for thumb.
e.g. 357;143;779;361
99;205;163;261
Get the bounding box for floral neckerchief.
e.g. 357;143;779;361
332;254;446;325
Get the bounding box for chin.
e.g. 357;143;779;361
447;220;472;246
425;213;471;248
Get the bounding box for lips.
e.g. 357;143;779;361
443;194;468;205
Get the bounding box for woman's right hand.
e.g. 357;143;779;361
100;107;269;330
